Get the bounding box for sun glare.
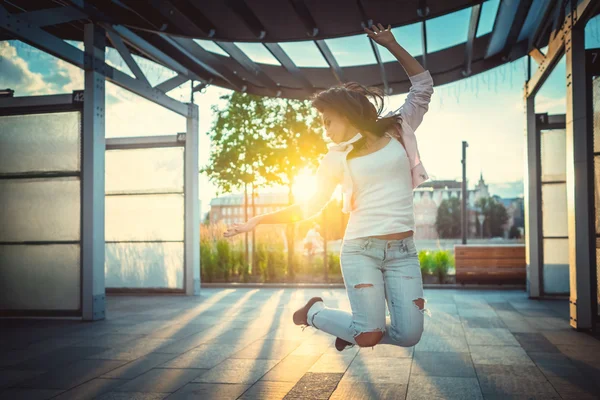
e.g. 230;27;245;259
292;168;317;203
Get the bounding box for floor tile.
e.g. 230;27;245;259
52;378;126;400
406;375;483;400
283;372;343;400
330;381;407;400
159;344;238;369
414;334;469;352
231;340;301;360
193;359;278;384
101;353;176;380
17;359;127;390
0;388;64;400
308;352;357;373
470;346;534;366
238;381;296;399
96;392;169;400
412;351;476;377
167;383;250;400
513;333;560;353
460;317;507;329
115;368;205;393
464;328;519;346
261;355;321;382
343;357;411;384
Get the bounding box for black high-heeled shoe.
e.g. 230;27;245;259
292;297;323;326
335;337;354;352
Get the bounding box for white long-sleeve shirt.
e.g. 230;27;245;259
301;70;434;239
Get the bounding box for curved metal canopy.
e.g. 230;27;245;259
1;0;589;100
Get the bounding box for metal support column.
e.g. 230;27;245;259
185;103;201;295
82;24;106;320
565;26;595;330
525;96;542;298
461;141;468;244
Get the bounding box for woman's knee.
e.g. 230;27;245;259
355;331;384;347
389;326;423;347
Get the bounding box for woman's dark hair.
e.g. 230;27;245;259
311;82;400;139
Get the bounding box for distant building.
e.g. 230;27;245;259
209;175;524;239
209;192;289;225
413;174;523;240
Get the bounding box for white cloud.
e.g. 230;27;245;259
0;42;51;95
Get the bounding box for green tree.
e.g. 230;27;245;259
475;197;509;238
202;92;271;270
435;197;461;238
261;99;327;280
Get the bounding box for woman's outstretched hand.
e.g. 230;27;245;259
364;23;396;48
223;217;260;238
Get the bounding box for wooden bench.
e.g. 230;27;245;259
454;245;526;284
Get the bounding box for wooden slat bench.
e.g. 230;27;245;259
454;245;526;284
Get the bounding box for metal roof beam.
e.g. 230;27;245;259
110;25;190;77
525;0;597;97
155;74;189;92
355;2;388;93
502;0;533;58
0;5;188;116
486;0;532;59
226;0;266;39
263;42;313;91
148;0;214;37
314;39;346;83
370;40;390;94
529;47;546;64
528;0;558;49
17;6;87;27
289;0;319;37
216;41;281;94
463;4;482;76
165;36;248;91
106;29;149;85
418;0;429;70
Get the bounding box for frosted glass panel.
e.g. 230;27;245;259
595;156;600;234
543;238;569;294
105;194;183;241
542;183;568;237
541;129;566;182
543;238;569;264
594;77;600;153
105;242;183;289
106;148;184;194
0;178;80;242
0;112;80;174
0;245;80;310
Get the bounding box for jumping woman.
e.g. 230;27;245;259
224;23;433;351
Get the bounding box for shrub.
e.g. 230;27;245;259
328;252;341;275
432;250;452;283
418;250;433;275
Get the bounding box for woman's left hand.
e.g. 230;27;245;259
364;23;396;48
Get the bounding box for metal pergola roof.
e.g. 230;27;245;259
1;1;594;99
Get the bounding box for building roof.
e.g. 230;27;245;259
210;192;289;206
417;180;462;190
2;0;587;99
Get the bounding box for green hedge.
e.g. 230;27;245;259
418;249;454;283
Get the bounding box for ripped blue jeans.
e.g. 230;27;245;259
307;236;429;347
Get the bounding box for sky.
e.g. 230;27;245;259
2;3;600;217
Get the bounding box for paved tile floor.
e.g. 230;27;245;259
1;288;600;399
